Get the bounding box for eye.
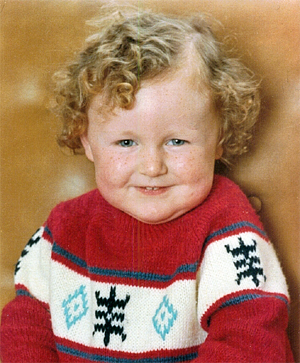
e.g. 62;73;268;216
167;139;186;146
118;139;136;147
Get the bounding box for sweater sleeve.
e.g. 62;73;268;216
0;226;59;362
0;296;59;362
193;178;294;362
196;291;294;362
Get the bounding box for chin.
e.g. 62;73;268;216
128;213;164;225
129;209;185;225
137;217;172;225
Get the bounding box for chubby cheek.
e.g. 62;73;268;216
174;151;214;183
94;152;133;188
183;157;215;205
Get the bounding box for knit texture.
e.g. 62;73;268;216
0;175;294;362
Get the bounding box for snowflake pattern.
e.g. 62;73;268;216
225;237;267;287
62;285;89;329
153;295;178;340
15;227;43;275
93;286;130;347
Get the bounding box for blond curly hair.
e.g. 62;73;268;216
53;6;260;166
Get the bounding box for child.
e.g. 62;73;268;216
0;6;294;363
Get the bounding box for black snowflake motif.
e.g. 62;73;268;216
93;286;130;347
225;237;267;287
14;228;43;275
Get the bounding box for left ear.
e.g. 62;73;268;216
80;133;94;162
215;141;224;160
215;124;224;160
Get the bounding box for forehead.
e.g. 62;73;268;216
87;66;217;130
88;64;213;113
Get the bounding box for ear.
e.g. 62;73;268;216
215;125;224;160
215;141;224;160
80;133;94;162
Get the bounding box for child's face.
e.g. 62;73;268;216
81;69;223;224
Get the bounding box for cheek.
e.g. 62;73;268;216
173;152;211;179
94;152;133;185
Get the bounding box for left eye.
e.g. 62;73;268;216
118;139;136;147
167;139;186;146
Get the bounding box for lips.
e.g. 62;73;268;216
137;186;169;195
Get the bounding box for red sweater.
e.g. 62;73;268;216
0;175;294;362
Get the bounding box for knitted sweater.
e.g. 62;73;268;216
0;175;294;362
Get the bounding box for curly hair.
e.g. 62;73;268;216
53;6;260;166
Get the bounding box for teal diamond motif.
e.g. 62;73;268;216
62;285;89;329
153;295;178;340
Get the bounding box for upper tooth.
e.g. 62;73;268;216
146;187;158;190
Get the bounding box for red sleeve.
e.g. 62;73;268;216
191;176;294;362
195;296;294;362
0;295;59;363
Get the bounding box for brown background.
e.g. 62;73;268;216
1;0;299;360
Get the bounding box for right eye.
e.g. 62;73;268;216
118;139;136;147
166;139;186;146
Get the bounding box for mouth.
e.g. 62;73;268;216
137;186;169;195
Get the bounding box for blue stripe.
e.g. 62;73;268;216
16;289;34;299
204;221;267;248
52;242;198;282
207;293;289;327
56;344;197;362
53;242;88;268
220;293;289;309
89;262;198;282
44;225;53;239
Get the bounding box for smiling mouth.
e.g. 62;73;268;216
137;186;169;195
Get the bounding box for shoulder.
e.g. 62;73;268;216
210;174;249;204
50;189;102;218
201;175;253;214
200;175;265;232
45;189;103;240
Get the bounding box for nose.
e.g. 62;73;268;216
138;146;168;177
